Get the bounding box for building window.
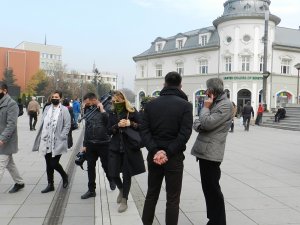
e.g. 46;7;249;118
156;43;162;52
225;57;232;72
177;40;183;49
200;35;208;46
281;59;290;74
88;76;90;80
199;60;208;74
113;85;116;90
113;78;116;82
259;56;264;72
241;56;250;71
156;64;162;77
141;66;145;78
243;35;251;42
176;62;184;75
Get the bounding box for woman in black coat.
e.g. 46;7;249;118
108;91;145;213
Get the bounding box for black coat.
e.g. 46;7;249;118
140;86;193;160
242;104;254;117
83;106;110;146
108;109;145;177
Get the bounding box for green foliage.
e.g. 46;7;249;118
3;68;17;86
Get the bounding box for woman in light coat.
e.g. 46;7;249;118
33;91;71;193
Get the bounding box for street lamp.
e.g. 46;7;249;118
295;63;300;104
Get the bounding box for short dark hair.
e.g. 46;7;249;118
0;83;8;92
83;92;97;100
165;72;182;87
53;90;63;98
62;98;70;106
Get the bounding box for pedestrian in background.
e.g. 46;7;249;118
0;83;25;193
242;101;254;131
108;91;145;213
32;91;70;193
140;72;193;225
62;98;74;149
17;98;24;117
80;92;116;200
72;97;81;129
191;78;232;225
27;96;40;131
255;103;264;125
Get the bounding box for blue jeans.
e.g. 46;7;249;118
74;112;80;126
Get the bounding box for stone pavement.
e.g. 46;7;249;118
1;115;300;225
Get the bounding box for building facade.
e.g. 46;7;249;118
133;0;300;115
65;71;118;90
16;41;62;75
0;47;40;91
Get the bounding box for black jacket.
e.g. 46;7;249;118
242;105;254;117
108;109;145;177
140;86;193;158
83;106;110;146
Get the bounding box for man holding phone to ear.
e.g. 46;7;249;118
191;78;232;225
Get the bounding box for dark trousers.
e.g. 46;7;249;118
113;168;131;199
45;153;67;185
29;111;37;130
86;143;111;192
111;152;131;199
230;119;234;131
255;113;262;125
243;115;251;131
199;158;226;225
142;154;184;225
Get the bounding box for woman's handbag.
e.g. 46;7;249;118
122;127;142;150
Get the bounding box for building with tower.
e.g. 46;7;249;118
133;0;300;115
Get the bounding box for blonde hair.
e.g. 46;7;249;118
112;91;135;113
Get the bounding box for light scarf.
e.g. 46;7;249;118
39;104;61;156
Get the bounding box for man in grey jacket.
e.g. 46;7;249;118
191;78;232;225
0;83;25;193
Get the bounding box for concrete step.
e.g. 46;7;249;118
264;121;300;128
260;123;300;131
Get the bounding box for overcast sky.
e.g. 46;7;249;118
0;0;299;89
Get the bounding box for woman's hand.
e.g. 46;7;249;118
118;119;127;128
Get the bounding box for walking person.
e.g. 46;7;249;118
108;91;145;213
27;96;40;131
255;103;264;125
17;98;24;117
140;72;193;225
72;97;81;128
242;101;254;131
32;91;70;193
0;83;25;193
191;78;232;225
80;93;116;200
62;99;74;149
226;92;237;133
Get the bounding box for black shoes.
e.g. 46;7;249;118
9;183;25;193
41;184;55;193
81;190;96;199
109;181;116;191
63;174;69;188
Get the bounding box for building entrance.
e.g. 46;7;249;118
237;89;251;115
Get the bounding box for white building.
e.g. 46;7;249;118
66;71;118;90
133;0;300;115
16;41;63;75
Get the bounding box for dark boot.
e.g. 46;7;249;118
109;180;116;191
81;190;96;199
9;183;25;193
41;184;54;193
62;174;69;188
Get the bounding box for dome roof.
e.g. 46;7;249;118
213;0;281;27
